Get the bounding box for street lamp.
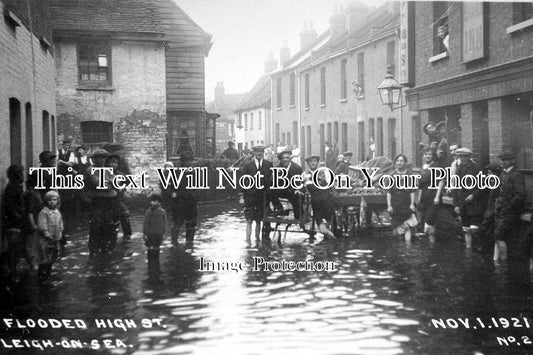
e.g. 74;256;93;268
377;66;406;111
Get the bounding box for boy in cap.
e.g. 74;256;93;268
171;151;198;244
105;154;132;245
495;151;527;263
452;148;484;249
239;145;273;240
304;155;336;239
144;194;167;259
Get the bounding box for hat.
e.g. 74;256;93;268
75;145;86;152
278;150;292;159
305;155;320;163
324;141;332;147
180;151;195;162
499;150;515;161
39;151;57;163
43;190;60;201
343;151;353;157
149;194;163;203
63;138;72;144
228;141;234;145
455;147;473;156
102;142;124;152
91;148;110;158
164;161;174;168
105;154;120;162
252;145;266;152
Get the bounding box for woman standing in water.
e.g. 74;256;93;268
387;154;417;242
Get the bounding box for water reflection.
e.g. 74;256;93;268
2;203;533;354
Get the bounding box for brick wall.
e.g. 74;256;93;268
54;39;167;190
413;2;533;87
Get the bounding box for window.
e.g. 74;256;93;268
388;118;397;158
293;121;298;147
341;123;348;153
51;115;56;153
358;121;365;162
334;122;339;143
433;2;449;55
78;42;111;85
287;133;291;146
275;123;280;145
327;122;332;143
506;95;533;169
258;111;262;129
81;121;113;144
250;113;254;130
170;118;197;155
377;117;383;156
319;124;325;159
307;125;312;157
304;73;310;109
282;132;286;145
340;59;347;100
512;2;533;25
356;53;365;97
412;115;421;167
320;67;326;106
290;73;296;107
244;114;248;130
369;118;375;143
42;110;50;151
386;42;395;77
301;126;306;157
276;77;282;109
10;98;22;166
238;113;242;128
25;103;33;169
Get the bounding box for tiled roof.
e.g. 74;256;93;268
50;0;162;34
235;75;271;112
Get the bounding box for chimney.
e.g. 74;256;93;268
215;81;225;101
264;51;278;73
345;3;369;35
280;41;291;65
330;5;346;39
300;21;318;50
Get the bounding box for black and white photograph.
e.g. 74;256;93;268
2;0;533;353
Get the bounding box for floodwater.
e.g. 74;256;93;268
2;203;533;354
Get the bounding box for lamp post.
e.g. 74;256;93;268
377;66;406;153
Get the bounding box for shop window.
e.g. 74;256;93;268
506;95;533;169
78;42;111;86
304;73;310;109
81;121;113;144
258;111;262;129
320;67;326;106
10;98;22;166
290;73;296;107
432;2;450;56
170;118;197;155
340;59;347;100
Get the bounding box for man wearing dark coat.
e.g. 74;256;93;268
271;150;304;219
222;141;240;161
494;151;527;262
171;151;198;244
239;145;273;239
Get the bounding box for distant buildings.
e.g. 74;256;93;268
206;82;245;155
270;3;417;166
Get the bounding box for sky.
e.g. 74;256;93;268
174;0;385;102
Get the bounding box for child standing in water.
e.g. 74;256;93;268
143;194;167;258
37;191;63;280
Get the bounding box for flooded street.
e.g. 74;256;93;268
3;202;533;354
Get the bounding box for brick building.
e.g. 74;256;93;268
206;82;245;155
404;1;533;171
1;0;57;188
50;0;212;177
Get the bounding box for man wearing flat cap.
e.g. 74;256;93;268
493;150;527;262
452;147;485;249
335;151;353;175
239;145;273;240
270;150;304;219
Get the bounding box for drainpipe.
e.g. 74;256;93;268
296;70;302;166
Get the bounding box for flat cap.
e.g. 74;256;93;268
39;151;57;163
252;145;266;152
343;151;353;157
305;155;320;162
91;148;110;158
455;147;473;156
